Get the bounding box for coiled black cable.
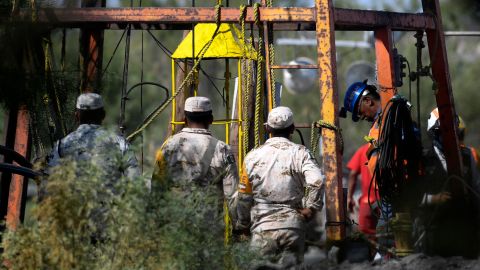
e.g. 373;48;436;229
372;95;423;218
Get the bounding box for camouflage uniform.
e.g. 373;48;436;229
45;123;140;239
47;124;139;183
152;127;239;223
237;136;325;265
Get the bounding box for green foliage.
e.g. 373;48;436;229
2;161;253;270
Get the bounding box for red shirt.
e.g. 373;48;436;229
347;144;377;204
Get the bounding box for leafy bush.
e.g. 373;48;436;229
2;161;253;270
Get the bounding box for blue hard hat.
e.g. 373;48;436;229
341;81;368;122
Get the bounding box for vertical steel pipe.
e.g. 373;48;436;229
422;0;464;195
5;107;30;230
315;0;345;242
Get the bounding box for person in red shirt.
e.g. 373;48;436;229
347;144;379;236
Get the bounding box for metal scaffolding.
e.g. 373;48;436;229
1;0;462;246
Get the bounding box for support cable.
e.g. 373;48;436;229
140;0;144;172
99;28;127;81
127;4;223;142
146;30;226;103
119;24;131;135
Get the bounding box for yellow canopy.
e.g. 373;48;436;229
172;23;257;60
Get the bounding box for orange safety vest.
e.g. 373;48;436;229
367;117;380;176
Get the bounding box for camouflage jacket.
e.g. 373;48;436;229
47;124;140;184
237;137;325;232
152;128;239;222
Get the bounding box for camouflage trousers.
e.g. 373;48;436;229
251;228;305;267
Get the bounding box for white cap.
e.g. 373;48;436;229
185;96;212;113
76;93;104;110
267;106;294;129
427;107;440;132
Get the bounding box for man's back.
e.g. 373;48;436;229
242;137;324;231
48;124;139;182
158;128;236;188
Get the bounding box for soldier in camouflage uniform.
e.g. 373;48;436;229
44;93;140;240
46;93;139;183
152;96;239;225
237;106;325;266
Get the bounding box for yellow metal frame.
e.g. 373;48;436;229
170;58;245;171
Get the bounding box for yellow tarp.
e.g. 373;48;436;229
172;23;257;60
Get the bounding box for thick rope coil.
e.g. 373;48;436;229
127;4;223;142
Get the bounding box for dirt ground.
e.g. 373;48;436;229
303;251;480;270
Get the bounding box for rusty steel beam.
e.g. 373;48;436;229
8;7;436;31
316;0;345;242
5;107;30;230
79;0;105;93
271;64;318;69
422;0;463;195
374;28;396;107
334;9;435;31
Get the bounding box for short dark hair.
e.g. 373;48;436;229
185;111;213;125
77;108;105;125
267;124;295;137
364;85;380;100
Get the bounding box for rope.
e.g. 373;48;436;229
120;24;132;135
254;38;263;148
30;0;37;21
140;8;145;172
253;3;263;148
43;38;67;137
253;3;261;26
126;4;223;142
266;0;277;108
239;4;251;156
310;120;343;157
61;29;66;73
269;44;277;108
100;29;127;81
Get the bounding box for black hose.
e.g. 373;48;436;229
373;96;423;217
295;129;305;146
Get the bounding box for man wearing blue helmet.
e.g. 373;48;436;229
341;80;390;258
340;80;381;171
341;80;381;123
